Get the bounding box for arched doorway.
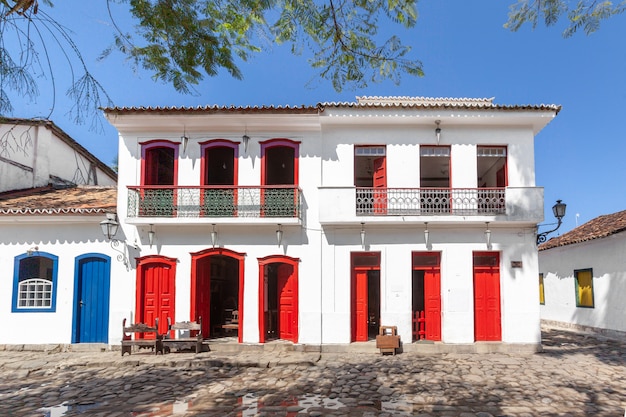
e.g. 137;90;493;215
191;248;245;343
258;255;299;343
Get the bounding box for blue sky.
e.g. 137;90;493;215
8;1;626;235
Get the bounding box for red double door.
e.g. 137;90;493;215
258;257;299;344
412;252;442;341
473;252;501;341
136;256;177;336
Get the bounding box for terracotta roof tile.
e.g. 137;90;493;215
0;186;116;215
103;96;561;115
539;209;626;250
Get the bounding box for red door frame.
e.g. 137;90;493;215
135;255;177;336
260;139;300;217
190;248;246;343
412;252;441;341
350;252;380;342
260;139;300;186
258;255;299;344
140;140;179;186
473;251;501;341
199;139;239;213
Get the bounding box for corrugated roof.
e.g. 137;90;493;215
539;209;626;250
0;185;116;215
103;96;561;115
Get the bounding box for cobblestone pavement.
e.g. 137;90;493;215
0;328;625;417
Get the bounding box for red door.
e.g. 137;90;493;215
424;268;442;341
352;270;369;342
278;263;298;343
372;157;387;214
137;257;176;336
195;259;211;337
473;253;501;341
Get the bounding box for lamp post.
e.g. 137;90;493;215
536;200;567;244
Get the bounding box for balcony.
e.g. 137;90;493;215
126;185;302;225
319;186;544;225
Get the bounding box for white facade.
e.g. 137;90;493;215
101;97;559;350
539;218;626;337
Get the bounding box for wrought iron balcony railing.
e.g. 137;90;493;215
127;185;302;219
356;187;506;216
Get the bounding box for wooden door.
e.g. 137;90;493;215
195;259;211;337
73;255;110;343
352;270;369;342
139;260;176;336
424;268;441;341
372;156;387;214
473;254;501;341
277;263;298;343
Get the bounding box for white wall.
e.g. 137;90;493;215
539;233;626;333
0;123;115;193
0;221;117;345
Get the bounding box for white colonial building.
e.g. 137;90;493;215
96;96;560;351
539;210;626;339
0;118;117;345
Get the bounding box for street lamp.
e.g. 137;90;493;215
537;200;567;244
100;212;130;269
100;212;119;240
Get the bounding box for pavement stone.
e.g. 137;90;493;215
0;328;624;416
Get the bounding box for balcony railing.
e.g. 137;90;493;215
127;185;302;219
356;187;506;216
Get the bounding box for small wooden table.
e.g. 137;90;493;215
376;325;400;355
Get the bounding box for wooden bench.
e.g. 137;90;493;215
221;310;239;334
162;317;204;353
121;318;163;356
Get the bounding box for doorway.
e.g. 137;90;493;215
258;256;299;343
72;254;111;343
261;140;299;217
473;252;501;341
351;252;381;342
191;248;245;342
136;255;177;336
354;146;386;214
411;252;441;341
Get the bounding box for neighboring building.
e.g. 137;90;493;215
538;210;626;338
0;118;117;345
0;117;116;192
98;96;560;351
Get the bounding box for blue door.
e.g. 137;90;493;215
72;254;111;343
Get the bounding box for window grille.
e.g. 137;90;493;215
420;147;450;157
355;146;385;156
18;278;53;308
477;147;506;157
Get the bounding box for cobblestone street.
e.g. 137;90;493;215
1;328;625;416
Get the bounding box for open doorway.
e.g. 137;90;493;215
354;146;386;214
258;256;299;343
411;252;441;341
351;252;381;342
191;249;244;342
